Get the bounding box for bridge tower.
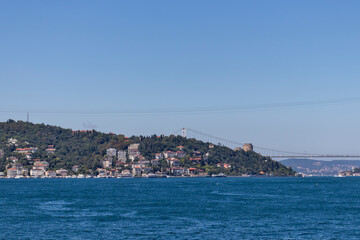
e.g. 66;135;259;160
182;128;187;138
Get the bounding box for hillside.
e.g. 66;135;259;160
0;120;295;176
280;158;360;176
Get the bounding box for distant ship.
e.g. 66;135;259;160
212;173;226;177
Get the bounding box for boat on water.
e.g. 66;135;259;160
145;173;157;178
212;173;227;177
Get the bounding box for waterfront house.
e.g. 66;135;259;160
45;171;57;178
56;169;68;177
121;169;132;178
72;165;79;172
33;161;48;171
7;167;18;178
132;165;142;177
30;168;45;178
171;167;185;176
187;168;198;175
96;168;106;178
142;166;152;173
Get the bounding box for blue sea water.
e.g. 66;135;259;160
1;177;360;239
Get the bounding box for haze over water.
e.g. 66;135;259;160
1;177;359;239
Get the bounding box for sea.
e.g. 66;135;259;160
1;177;360;239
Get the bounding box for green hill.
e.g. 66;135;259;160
0;120;295;176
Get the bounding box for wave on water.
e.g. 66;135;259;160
38;200;74;211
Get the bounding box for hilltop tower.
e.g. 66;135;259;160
243;143;253;152
182;128;187;138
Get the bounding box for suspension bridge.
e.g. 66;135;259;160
172;128;360;159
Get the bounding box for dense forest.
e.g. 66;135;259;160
0;120;295;176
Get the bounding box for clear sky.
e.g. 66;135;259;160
1;0;360;155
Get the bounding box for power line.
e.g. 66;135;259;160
0;97;360;116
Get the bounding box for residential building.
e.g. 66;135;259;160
193;151;202;157
106;148;117;157
7;168;19;178
163;151;176;158
30;168;45;178
167;158;180;167
56;169;68;177
176;151;186;158
171;167;185;176
151;159;159;166
45;171;57;178
186;168;198;175
139;160;150;167
102;157;113;168
121;169;132;177
96;168;106;178
217;163;231;169
190;157;201;163
45;147;56;153
128;143;140;150
118;150;127;161
132;165;142;177
155;153;164;160
15;148;30;154
7;138;18;146
142;166;152;174
128;149;140;161
33;161;48;171
8;157;18;163
72;165;79;172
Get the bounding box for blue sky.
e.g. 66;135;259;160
1;0;360;155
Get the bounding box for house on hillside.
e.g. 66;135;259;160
163;151;176;158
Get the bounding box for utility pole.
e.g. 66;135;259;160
27;112;29;122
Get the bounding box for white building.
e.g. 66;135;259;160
118;150;127;161
45;171;57;178
7;168;19;178
102;157;113;168
128;143;140;150
106;148;117;157
30;168;45;178
155;153;163;160
56;169;68;177
163;151;176;158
